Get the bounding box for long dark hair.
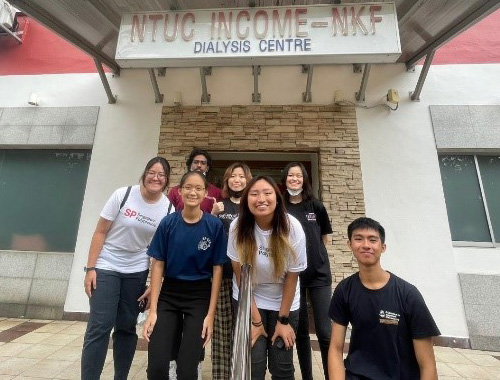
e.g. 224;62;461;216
141;156;171;191
236;176;296;280
281;162;314;203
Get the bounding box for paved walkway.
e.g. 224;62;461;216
0;318;499;379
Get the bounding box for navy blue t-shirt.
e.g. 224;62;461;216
148;211;228;281
329;272;440;380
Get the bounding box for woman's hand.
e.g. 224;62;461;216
202;314;215;348
251;324;268;347
137;286;151;310
272;321;296;350
211;200;224;215
143;311;157;342
84;271;97;298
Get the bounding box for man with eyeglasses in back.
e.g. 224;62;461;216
168;148;222;213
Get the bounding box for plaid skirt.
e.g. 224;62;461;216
212;278;234;380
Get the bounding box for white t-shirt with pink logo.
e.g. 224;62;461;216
96;185;171;273
228;214;307;311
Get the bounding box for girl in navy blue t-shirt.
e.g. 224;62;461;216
143;171;227;380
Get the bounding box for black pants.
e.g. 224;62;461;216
296;285;332;380
233;299;299;380
81;268;148;380
147;278;211;380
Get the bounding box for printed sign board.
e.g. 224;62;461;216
116;3;400;67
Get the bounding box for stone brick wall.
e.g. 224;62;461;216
158;105;365;284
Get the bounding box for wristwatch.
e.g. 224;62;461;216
84;266;96;273
277;315;290;325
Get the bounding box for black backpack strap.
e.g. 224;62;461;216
119;186;132;211
167;201;174;214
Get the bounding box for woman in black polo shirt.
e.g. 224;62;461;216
282;162;333;380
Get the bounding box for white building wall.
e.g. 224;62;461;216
2;62;499;338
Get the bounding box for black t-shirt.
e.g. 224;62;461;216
217;199;240;278
329;272;441;380
285;198;333;287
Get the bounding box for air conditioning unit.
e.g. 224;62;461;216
0;0;14;29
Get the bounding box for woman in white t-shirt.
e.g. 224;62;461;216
81;157;173;380
227;176;307;380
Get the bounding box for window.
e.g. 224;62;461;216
0;149;91;253
438;154;500;246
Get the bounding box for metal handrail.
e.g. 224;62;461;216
230;264;252;380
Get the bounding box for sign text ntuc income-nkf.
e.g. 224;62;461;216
115;3;400;68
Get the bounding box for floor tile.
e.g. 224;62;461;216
67;335;84;347
0;376;14;380
10;322;46;333
54;361;81;380
50;321;77;325
17;344;61;359
131;367;148;380
0;321;23;331
0;357;39;376
101;361;116;378
461;353;500;367
26;319;51;324
0;331;26;343
39;333;79;346
435;350;475;365
437;362;461;377
455;348;500;356
35;323;71;334
60;323;87;335
131;351;148;367
19;359;73;378
483;366;500;380
12;333;53;344
0;343;31;357
448;363;498;380
47;345;82;361
128;365;145;378
105;349;114;364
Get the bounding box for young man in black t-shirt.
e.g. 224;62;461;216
328;217;440;380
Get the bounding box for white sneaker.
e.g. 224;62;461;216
168;361;202;379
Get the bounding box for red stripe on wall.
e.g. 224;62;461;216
432;9;500;65
0;17;103;75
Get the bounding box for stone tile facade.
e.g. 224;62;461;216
158;105;365;284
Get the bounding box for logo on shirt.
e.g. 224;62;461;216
306;212;317;222
219;213;238;221
379;309;400;325
198;237;211;250
124;208;158;227
258;245;270;257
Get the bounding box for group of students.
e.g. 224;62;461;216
81;148;440;380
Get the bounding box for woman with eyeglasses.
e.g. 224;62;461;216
228;176;307;380
144;170;227;380
282;162;333;380
82;157;173;380
210;162;252;380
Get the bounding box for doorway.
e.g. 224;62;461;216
209;151;319;196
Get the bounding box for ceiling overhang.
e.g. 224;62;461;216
8;0;500;103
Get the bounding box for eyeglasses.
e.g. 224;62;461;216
146;171;166;179
182;185;206;192
193;160;207;166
